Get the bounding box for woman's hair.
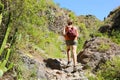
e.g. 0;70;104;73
67;19;73;25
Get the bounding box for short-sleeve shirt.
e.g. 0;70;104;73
64;26;78;40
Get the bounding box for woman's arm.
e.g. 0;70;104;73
63;26;66;36
74;26;79;37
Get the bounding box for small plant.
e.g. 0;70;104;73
97;43;110;52
110;30;120;45
0;49;14;77
87;57;120;80
0;23;14;77
14;57;37;80
97;57;120;80
91;32;103;37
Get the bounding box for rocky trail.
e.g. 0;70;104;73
1;37;120;80
19;52;88;80
16;38;120;80
43;58;88;80
0;1;120;80
0;49;88;80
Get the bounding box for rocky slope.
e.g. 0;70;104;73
107;6;120;30
1;0;120;80
46;3;69;34
77;37;120;71
0;50;88;80
2;37;120;80
78;15;101;28
99;6;120;33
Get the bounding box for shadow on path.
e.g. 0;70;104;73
44;58;62;70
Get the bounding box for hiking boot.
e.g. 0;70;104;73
72;66;77;73
66;61;72;67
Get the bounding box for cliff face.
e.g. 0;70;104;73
46;3;102;34
46;5;69;34
77;37;120;70
108;6;120;30
99;6;120;33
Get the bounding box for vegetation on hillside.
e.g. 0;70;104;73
0;0;120;79
87;57;120;80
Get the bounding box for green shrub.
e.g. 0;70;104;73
0;2;4;14
77;37;85;52
16;24;65;58
96;57;120;80
97;43;110;52
77;23;90;52
68;12;77;23
110;30;120;45
91;32;103;37
78;23;89;39
87;57;120;80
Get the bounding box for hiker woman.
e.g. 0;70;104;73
63;19;79;70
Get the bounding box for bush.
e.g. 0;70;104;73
97;57;120;80
97;43;110;52
0;2;4;14
87;57;120;80
110;30;120;45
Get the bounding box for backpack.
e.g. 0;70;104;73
66;26;77;40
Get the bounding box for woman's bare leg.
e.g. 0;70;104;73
71;45;77;66
67;46;71;62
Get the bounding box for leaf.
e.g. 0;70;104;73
0;60;7;68
7;63;14;70
1;67;7;72
5;49;11;61
0;69;3;77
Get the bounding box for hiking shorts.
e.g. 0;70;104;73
65;40;78;46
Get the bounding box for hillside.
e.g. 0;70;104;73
99;6;120;44
0;0;120;80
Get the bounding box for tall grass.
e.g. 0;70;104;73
16;23;65;58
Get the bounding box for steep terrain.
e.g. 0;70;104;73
0;0;120;80
99;6;120;33
78;15;102;29
107;6;120;30
77;37;120;70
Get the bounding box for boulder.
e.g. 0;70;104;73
77;37;120;70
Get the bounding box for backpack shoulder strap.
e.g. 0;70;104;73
72;26;77;30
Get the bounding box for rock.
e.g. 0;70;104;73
44;58;88;80
99;6;120;34
44;58;61;70
64;66;74;73
77;37;120;70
